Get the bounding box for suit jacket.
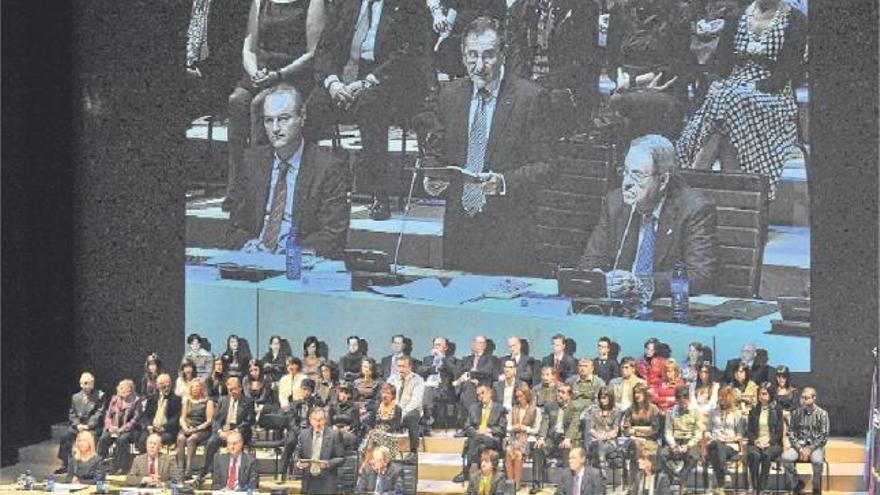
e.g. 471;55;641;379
746;403;784;448
556;466;605;495
578;176;718;296
380;354;423;382
125;453;180;486
68;390;106;431
593;358;620;384
492;379;525;409
723;359;770;386
539;400;585;442
436;75;554;276
465;401;507;441
330;401;361;431
522;0;601;71
227;143;350;257
211;395;256;441
457;354;500;385
212;452;259;490
466;471;507;495
355;462;404;495
626;471;672;495
418;353;458;399
542;353;579;382
503;354;537;386
139;392;182;435
295;427;345;494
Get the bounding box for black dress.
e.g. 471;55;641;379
66;455;103;484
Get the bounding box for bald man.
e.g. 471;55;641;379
212;431;259;491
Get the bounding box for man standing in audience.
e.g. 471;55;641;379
555;447;604;495
211;431;259;491
355;446;404;495
660;386;704;493
418;337;458;433
386;356;425;455
295;408;345;495
493;359;525;411
306;0;436;221
781;387;829;495
723;342;770;385
593;336;620;383
423;16;554;276
542;334;578;382
567;358;605;407
454;336;499;434
225;85;350;258
609;357;645;411
533;365;560;408
200;377;255;484
502;336;535;386
56;372;105;475
125;433;179;488
453;384;506;483
281;378;323;480
578;134;718;298
138;373;181;451
534;384;585;493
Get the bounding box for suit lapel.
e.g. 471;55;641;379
614;198;639;270
451;81;471;166
375;0;393;59
485;78;516;168
654;185;681;269
253;147;275;233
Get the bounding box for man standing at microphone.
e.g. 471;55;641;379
577;134;718;298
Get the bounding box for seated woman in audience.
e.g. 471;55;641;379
676;0;807;201
221;334;250;380
243;359;276;423
261;335;288;384
359;383;403;465
651;358;685;413
277;356;306;412
730;363;758;412
354;358;380;412
316;362;337;405
303;355;322;381
303;336;326;363
627;444;672;495
505;385;541;491
176;378;215;479
705;385;746;495
174;358;197;399
185;333;213;379
680;342;704;384
467;449;506;495
66;431;104;484
97;379;142;474
583;386;622;476
636;338;668;388
623;383;663;454
204;356;227;400
223;0;326;212
690;362;720;422
768;365;799;420
140;353;161;398
747;382;784;495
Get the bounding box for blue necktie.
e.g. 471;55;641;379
634;215;656;276
462;92;490;216
375;472;384;493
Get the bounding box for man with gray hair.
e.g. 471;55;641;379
578;134;718;297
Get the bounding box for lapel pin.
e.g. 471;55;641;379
666;228;673;236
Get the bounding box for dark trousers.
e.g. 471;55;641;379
280;426;301;474
458;383;478;429
464;434;502;468
532;433;569;486
747;444;782;492
659;444;701;486
707;441;739;485
137;428;177;452
97;430;137;472
401;410;421;453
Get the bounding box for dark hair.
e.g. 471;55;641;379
733;363;751;385
379;382;396;398
598;336;612;346
695;361;715;389
360;358;377;378
674;385;690;400
285;356;302;370
758;381;775;403
620;356;636;368
300;378;316;392
391;334;405;343
179;357;196;378
598;385;615;410
397;355;412;367
226;334;239;349
460;16;506;52
187;333;202;345
144;353;161;371
632;383;651;410
551;333;566;344
303;336;320;356
337;383;354;397
247;359;264;380
479;449;499;467
774;365;792;388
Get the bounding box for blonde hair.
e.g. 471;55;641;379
373;445;392;463
73;431;97;461
117;378;135;394
79;372;95;384
189;377;207;400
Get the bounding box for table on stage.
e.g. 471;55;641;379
185;249;810;372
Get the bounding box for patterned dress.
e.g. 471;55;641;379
676;3;799;200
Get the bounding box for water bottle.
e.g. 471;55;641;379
47;474;56;492
95;472;106;494
24;470;34;490
246;482;255;495
671;261;690;322
285;228;302;280
170;476;180;495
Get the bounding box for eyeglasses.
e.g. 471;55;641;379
623;168;661;185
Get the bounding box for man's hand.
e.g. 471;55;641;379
345;80;370;100
423;177;450;197
77;424;88;432
560;438;572;450
799;447;812;462
605;270;637;299
432;11;448;33
296;460;310;469
480;173;504;196
318;460;329;469
644;72;678;91
615;68;632;92
535;438;546;449
329;81;355;109
186;66;202;79
253;70;281;89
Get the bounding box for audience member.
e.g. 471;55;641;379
690;362;721;422
493;359;525;412
769;364;800;419
96;379;142;474
747;382;784;495
568;358;605;407
381;335;410;381
243;359;276;421
533;384;585;491
705;385;746;494
467;449;507;495
542;334;578;383
360;383;403;465
636;338;668;387
330;383;361;451
578;135;718;298
723;342;770;385
279;357;307;411
455;336;500;431
555;447;604;495
455;385;506;482
211;430;259;491
125;432;180;488
781;387;828;495
205;356;228;400
200;377;256;483
175;358;197;399
386;356;426;455
660;386;704;492
221;334;251;380
316;362;337;405
593;336;620;384
622;383;662;474
627;446;672;495
355;445;404;495
610;357;646;411
295;408;345;495
502;336;536;386
651;358;685;413
582;386;621;475
355;358;381;408
185;333;214;379
56;372;105;475
281;378;324;480
65;431;104;485
261;335;288;383
533;365;561;409
140;353;162;399
730;363;758;413
505;385;541;491
176;378;215;478
139;373;181;450
680;342;704;384
340;335;366;380
419;337;458;430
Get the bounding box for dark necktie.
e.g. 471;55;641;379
634;214;656;276
463;91;490;216
261;160;291;251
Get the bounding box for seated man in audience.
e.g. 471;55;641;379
533;365;560;409
125;433;179;488
492;359;524;411
454;335;499;433
609;357;645;411
453;384;506;483
306;0;436;221
578;134;718;298
281;378;323;480
422;16;554;276
211;431;259;491
56;372;105;475
295;408;345;495
199;377;255;484
381;334;411;382
723;342;770;386
418;337;458;433
660;386;704;493
555;447;604;495
542;333;578;383
567;358;605;407
385;356;425;455
330;383;361;452
593;336;620;384
533;384;586;493
355;445;404;495
138;373;181;451
226;84;350;258
502;336;535;386
781;387;829;495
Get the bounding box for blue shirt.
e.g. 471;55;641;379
467;66;505;172
359;0;383;61
260;140;304;251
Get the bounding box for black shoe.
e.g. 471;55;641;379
529;486;540;494
454;430;466;438
53;467;68;475
452;472;467;483
368;196;391;220
793;480;805;495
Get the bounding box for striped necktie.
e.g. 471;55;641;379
462;91;491;216
634;214;656;276
261;160;291;251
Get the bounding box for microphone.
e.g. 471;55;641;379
612;203;636;271
392;156;424;274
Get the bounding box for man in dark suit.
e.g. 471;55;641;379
593;337;620;384
137;374;181;451
454;335;499;432
453;384;506;483
281;378;324;480
355;445;404;495
199;377;255;483
723;342;770;385
423;16;554;276
578;134;718;297
211;431;259;491
542;334;578;383
295;408;345;495
555;447;605;495
502;335;536;386
306;0;436;220
56;372;105;475
418;337;458;432
492;359;524;411
226;84;350;258
380;334;408;382
125;433;179;488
